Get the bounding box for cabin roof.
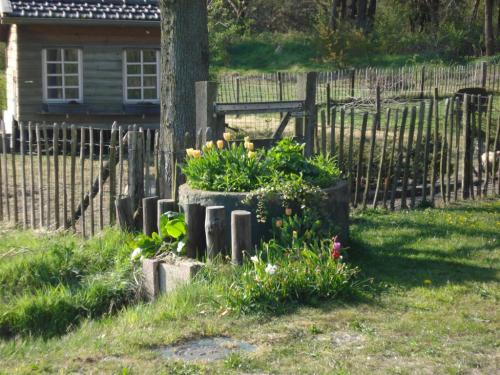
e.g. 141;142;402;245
0;0;160;24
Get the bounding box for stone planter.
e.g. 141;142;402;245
178;180;349;249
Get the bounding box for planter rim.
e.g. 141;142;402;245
179;179;347;198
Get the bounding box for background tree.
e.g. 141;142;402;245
484;0;495;55
159;0;209;198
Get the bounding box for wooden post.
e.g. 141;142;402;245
231;210;251;265
411;102;425;208
493;117;500;195
354;113;368;207
42;125;50;227
446;99;455;202
481;62;487;88
383;110;399;209
70;125;77;231
205;206;226;261
350;69;355;97
454;98;461;201
430;88;439;204
61;124;68;228
401;107;417;209
422;100;433;202
99;129;104;230
339;108;345;168
20;122;27;228
88;127;94;236
183;203;206;259
118;126;124;195
143;196;159;236
127;130;144;213
109;123;118;224
157;198;175;237
1;125;9;221
28;121;36;228
484;96;493;194
362;114;378;209
195;81;223;144
330;107;336;156
115;196;134;232
390;108;408;210
320;110;327;156
53;124;60;229
80;127;86;236
297;72;317;156
0;131;3;221
462;95;472;199
420;66;425;99
375;85;381;130
294;117;304;139
35;124;43;226
373;109;391;208
11;122;18;224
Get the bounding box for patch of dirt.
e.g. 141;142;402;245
331;331;366;348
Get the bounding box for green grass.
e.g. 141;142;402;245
0;199;498;374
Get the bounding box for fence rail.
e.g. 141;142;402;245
217;62;500;104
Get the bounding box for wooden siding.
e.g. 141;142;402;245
5;25;19;125
13;24;161;127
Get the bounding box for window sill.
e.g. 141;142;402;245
41;102;88;114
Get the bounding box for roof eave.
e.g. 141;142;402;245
0;16;160;27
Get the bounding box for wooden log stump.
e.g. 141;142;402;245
182;203;206;259
115;195;134;232
231;210;252;265
205;206;226;261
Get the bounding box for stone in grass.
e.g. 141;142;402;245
141;256;204;300
157;255;204;294
160;337;256;362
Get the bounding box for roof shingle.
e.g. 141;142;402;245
2;0;160;22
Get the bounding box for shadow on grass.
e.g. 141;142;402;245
347;206;499;289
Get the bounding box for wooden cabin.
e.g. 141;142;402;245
0;0;161;134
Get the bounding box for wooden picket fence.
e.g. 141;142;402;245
0;94;499;236
217;62;500;104
0;123;160;236
312;93;500;209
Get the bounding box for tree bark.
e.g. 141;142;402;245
357;0;367;28
159;0;209;198
485;0;495;56
331;0;341;30
367;0;376;30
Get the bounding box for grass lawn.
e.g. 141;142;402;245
0;199;498;374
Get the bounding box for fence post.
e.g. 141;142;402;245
195;81;223;145
205;205;226;261
297;72;317;156
462;94;472;199
350;69;355;97
420;66;425;99
481;62;487;88
115;195;134;232
183;202;206;259
231;210;251;265
128;129;144;214
142;196;159;236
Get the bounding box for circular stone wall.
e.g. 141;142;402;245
178;181;349;250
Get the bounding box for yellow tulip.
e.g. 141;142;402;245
285;208;292;216
186;148;195;157
246;142;254;151
275;219;283;228
192;150;202;158
223;132;232;141
247;151;256;158
244;136;251;143
205;141;214;149
217;140;224;149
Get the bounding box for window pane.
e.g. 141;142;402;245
127;77;141;87
127;89;141;100
48;88;63;99
46;49;61;61
126;50;141;63
47;76;63;86
47;63;62;74
65;88;79;99
64;49;78;62
143;64;157;75
143;76;157;88
127;65;141;75
143;88;158;100
65;76;79;86
65;63;78;74
142;50;157;63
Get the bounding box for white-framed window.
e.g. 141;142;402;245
123;49;160;103
42;48;83;103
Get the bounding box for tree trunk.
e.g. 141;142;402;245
340;0;347;19
159;0;209;198
357;0;367;29
331;0;340;30
367;0;376;30
485;0;495;56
